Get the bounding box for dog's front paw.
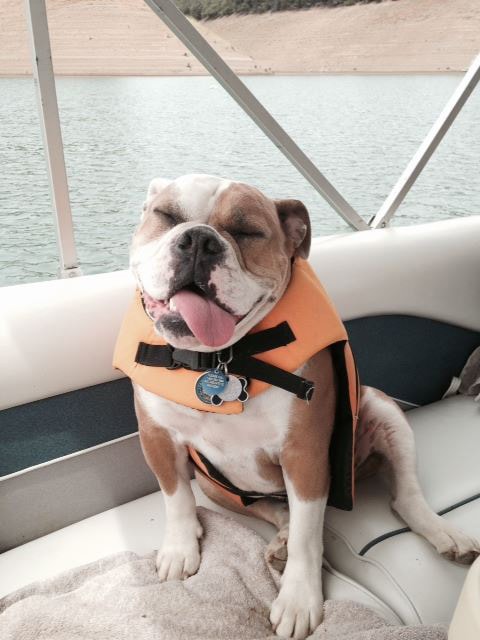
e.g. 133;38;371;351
270;581;323;639
156;519;203;581
156;542;200;581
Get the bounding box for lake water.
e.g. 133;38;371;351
0;74;479;286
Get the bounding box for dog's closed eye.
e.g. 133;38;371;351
227;227;266;241
153;209;180;227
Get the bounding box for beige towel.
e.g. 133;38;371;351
0;508;446;639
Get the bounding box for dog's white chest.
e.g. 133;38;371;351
136;384;293;493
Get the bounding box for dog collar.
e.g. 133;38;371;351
134;321;315;402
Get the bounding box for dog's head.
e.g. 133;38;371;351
130;174;311;351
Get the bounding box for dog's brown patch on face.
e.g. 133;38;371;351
280;348;337;501
134;387;178;496
209;183;292;288
255;449;285;489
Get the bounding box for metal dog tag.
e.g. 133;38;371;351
194;377;213;405
217;375;249;403
198;368;227;396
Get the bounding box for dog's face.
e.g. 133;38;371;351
130;174;311;351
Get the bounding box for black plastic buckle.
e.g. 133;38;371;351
171;349;217;371
166;345;181;370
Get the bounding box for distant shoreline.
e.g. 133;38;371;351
0;0;478;76
0;70;465;79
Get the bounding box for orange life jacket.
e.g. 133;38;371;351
114;259;359;510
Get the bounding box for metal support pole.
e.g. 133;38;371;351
25;0;81;277
371;53;480;229
143;0;369;231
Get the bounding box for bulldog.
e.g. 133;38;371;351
122;174;479;639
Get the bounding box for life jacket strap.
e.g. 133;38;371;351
135;342;216;370
134;322;315;401
191;448;288;507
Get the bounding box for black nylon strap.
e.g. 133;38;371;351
236;322;296;357
194;450;287;506
134;322;315;401
229;357;315;401
135;343;217;370
135;342;174;367
136;322;295;368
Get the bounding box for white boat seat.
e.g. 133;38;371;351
0;482;400;625
2;398;477;629
323;395;480;626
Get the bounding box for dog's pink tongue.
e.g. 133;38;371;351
171;289;236;347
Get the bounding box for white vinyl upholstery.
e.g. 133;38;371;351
1;216;479;410
324;395;480;625
311;216;480;332
0;270;135;411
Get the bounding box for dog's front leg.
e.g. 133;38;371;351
270;481;326;639
270;351;335;639
135;390;202;581
270;350;336;639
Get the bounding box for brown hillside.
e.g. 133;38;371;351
208;0;480;73
0;0;478;75
0;0;258;76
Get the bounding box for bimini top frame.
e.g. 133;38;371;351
25;0;81;278
24;0;480;277
371;54;480;228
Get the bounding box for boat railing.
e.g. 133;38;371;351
25;0;81;278
23;0;480;278
370;55;480;228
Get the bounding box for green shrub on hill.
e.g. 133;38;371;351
176;0;385;20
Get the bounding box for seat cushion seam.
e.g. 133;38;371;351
324;522;423;624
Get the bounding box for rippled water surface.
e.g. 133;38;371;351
1;74;479;286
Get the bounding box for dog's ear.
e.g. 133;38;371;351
147;177;171;200
142;178;171;214
274;199;311;259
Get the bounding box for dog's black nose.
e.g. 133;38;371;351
176;227;223;257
